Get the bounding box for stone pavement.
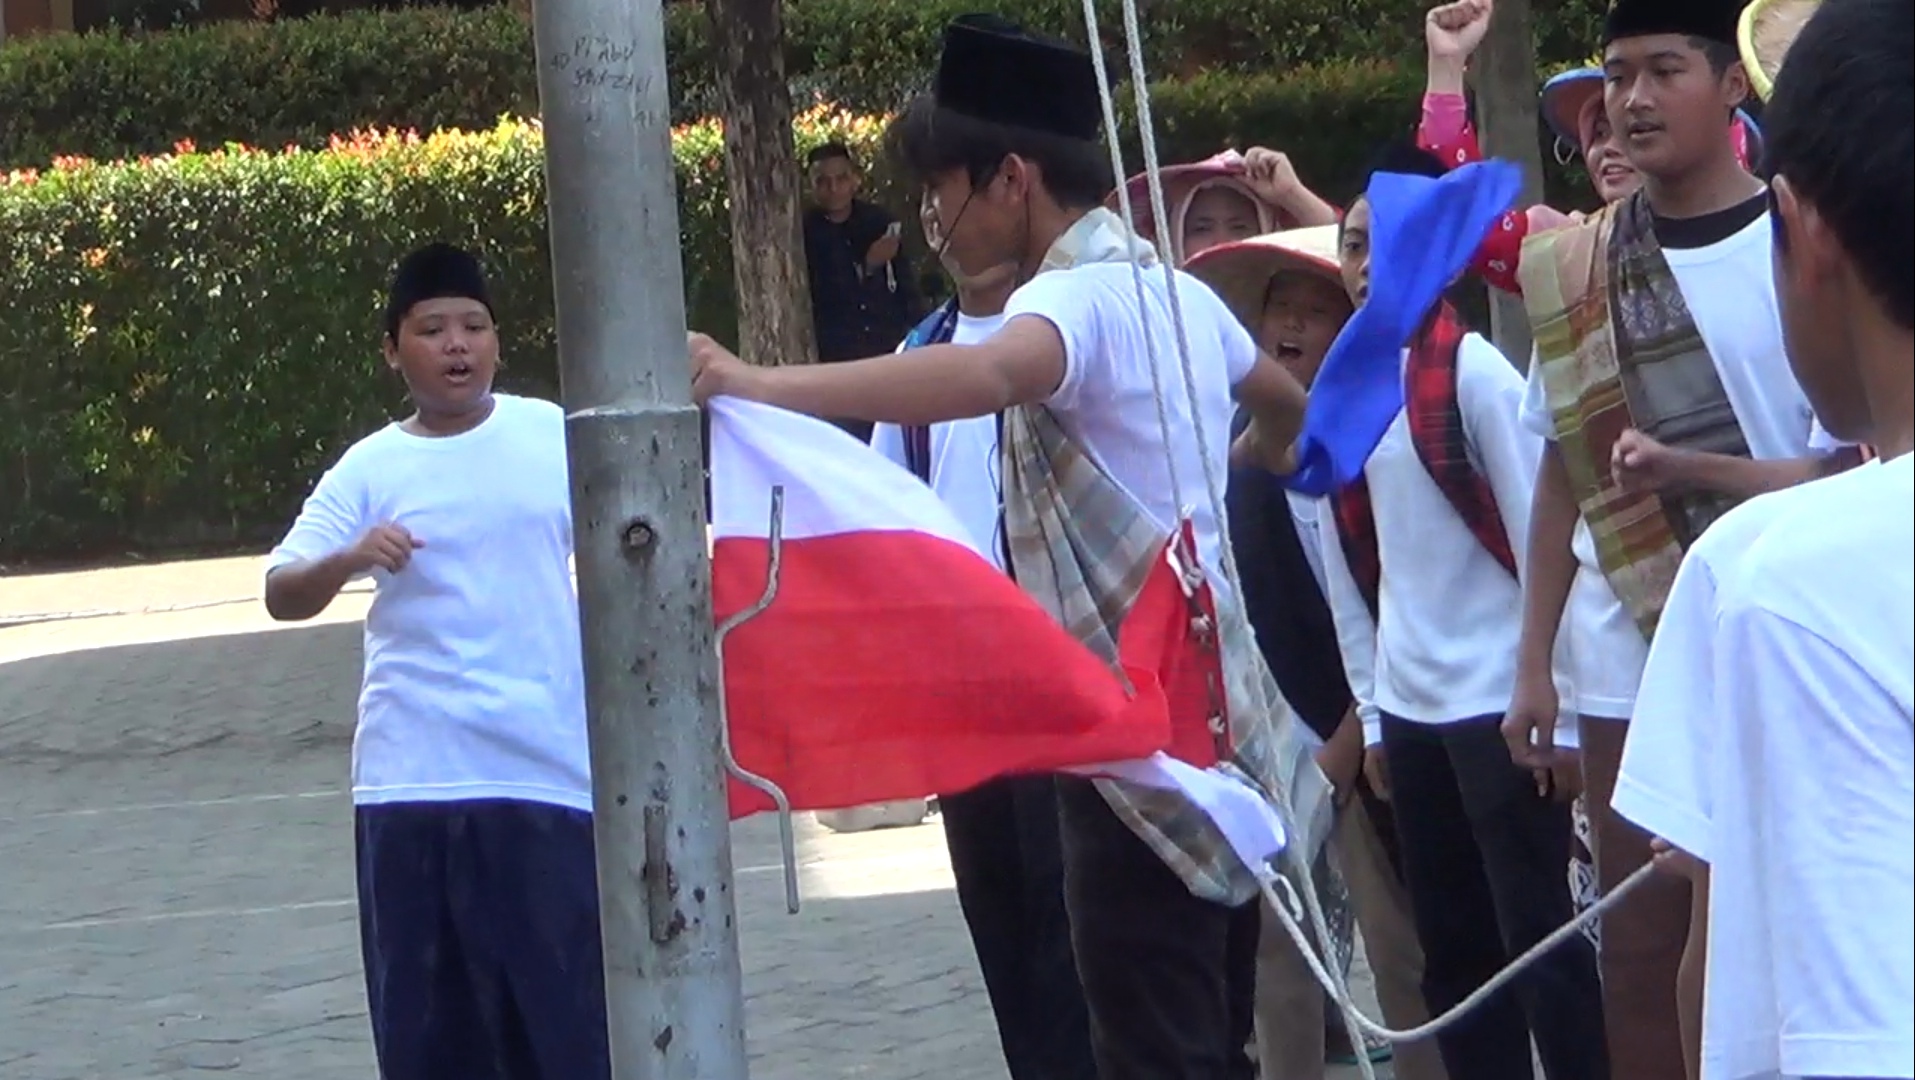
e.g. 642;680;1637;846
0;556;1392;1079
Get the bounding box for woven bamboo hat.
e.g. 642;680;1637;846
1181;225;1345;332
1740;0;1822;102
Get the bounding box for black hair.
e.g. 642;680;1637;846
1261;267;1353;317
1361;139;1447;185
805;142;855;169
884;92;1114;211
1762;0;1913;330
1687;35;1743;75
1340;137;1445;239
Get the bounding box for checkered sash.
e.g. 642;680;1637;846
1405;305;1519;575
1330;306;1516;620
998;209;1346;942
1518;192;1750;640
1330;489;1381;620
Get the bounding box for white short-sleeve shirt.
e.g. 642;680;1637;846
267;394;592;811
1617;453;1915;1080
1521;212;1822;717
1314;337;1575;746
1001;261;1258;599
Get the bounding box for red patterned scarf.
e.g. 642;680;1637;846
1332;306;1517;617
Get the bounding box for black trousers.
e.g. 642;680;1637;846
833;417;876;443
355;799;610;1080
942;775;1099;1080
1380;715;1609;1080
1056;776;1260;1080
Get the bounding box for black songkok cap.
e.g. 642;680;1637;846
1604;0;1746;46
384;243;493;338
933;14;1103;141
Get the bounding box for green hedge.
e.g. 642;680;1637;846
0;60;1592;559
0;0;1606;168
0;112;781;557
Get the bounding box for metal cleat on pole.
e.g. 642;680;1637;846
714;487;802;916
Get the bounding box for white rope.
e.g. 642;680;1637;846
1077;1;1640;1073
1075;0;1372;1071
1262;860;1659;1045
1078;0;1189;522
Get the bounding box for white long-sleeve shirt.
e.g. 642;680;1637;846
1315;334;1554;746
1313;491;1383;743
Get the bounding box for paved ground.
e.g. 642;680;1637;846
1;556;1391;1079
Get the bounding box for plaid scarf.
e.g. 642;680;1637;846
1330;489;1381;620
898;299;962;484
1407;307;1518;574
998;209;1347;944
1519;191;1750;639
1331;306;1516;617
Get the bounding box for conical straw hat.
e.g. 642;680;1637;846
1739;0;1821;102
1182;226;1344;332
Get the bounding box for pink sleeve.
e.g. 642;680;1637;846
1417;93;1481;172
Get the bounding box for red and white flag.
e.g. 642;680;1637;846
708;399;1224;819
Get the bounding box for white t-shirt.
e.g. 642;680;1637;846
1316;335;1561;745
1806;417;1850;453
266;394;592;811
871;311;1008;569
1285;491;1330;598
1270;490;1336;754
1521;212;1821;717
1616;454;1914;1080
1001;261;1258;599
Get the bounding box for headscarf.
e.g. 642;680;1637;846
1169;176;1279;265
1110;150;1284;265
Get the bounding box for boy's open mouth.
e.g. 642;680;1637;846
1274;342;1305;361
444;360;474;381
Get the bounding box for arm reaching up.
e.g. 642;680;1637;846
1242;147;1341;228
1424;0;1492;99
1418;0;1536;296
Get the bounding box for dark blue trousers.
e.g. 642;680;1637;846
355;799;611;1080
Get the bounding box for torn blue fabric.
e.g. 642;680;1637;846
1281;160;1522;497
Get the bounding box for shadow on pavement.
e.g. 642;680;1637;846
0;621;361;761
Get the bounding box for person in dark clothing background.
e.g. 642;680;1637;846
802;142;921;442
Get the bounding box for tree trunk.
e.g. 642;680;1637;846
1471;0;1545;368
706;0;816;366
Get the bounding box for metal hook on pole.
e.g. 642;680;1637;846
714;485;802;915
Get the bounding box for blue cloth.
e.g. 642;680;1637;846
903;297;961;350
1282;161;1522;497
